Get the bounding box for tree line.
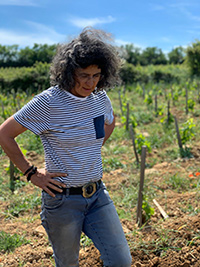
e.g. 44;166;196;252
0;41;200;73
0;42;186;68
1;40;200;92
120;45;185;66
0;44;56;67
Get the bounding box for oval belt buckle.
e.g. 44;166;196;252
82;182;97;198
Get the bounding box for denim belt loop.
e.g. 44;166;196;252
65;188;70;197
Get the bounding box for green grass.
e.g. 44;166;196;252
4;190;41;218
0;231;29;253
164;173;191;192
16;131;44;154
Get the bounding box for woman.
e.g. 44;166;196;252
0;28;132;267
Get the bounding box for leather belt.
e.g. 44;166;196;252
49;180;102;198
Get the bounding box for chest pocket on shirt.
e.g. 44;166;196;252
93;115;105;139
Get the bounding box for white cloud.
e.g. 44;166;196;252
183;10;200;22
161;37;171;43
0;22;67;47
115;38;145;49
170;2;200;22
0;0;38;6
115;39;130;46
69;16;116;28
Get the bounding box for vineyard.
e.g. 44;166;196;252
0;73;200;266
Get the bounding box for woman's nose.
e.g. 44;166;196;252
85;77;95;87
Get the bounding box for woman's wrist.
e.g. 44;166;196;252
23;165;34;175
26;166;38;182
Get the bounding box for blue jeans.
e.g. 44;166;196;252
40;182;132;267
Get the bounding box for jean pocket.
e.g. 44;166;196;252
42;191;65;210
93;115;105;139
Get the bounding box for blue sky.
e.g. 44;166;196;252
0;0;200;53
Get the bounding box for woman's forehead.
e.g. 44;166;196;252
76;65;101;74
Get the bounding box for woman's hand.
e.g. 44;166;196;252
29;168;67;197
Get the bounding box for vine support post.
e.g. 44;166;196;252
167;100;170;125
123;85;126;97
174;116;183;149
197;85;200;104
171;87;174;106
154;94;158;117
136;146;146;227
126;102;129;131
118;90;123;116
129;125;139;164
10;160;15;192
142;85;145;99
185;87;188;115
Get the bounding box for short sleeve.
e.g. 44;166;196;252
105;93;114;125
13;91;50;135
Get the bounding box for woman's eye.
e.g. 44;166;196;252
80;74;88;78
94;74;101;78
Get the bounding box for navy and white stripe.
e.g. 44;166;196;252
14;86;114;187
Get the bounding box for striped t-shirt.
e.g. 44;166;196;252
14;86;114;187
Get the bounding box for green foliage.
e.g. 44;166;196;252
186;40;200;76
180;118;196;145
5;193;41;218
120;62;141;84
187;99;195;112
144;91;153;106
102;157;125;172
17;132;43;154
80;233;93;248
0;62;50;93
134;111;154;125
135;134;152;154
142;196;155;221
122;44;141;65
160;113;174;126
165;173;191;192
168;46;185;64
0;43;56;67
0;231;29;252
140;47;167;66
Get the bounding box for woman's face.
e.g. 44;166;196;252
71;65;102;98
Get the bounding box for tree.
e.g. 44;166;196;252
140;47;167;65
186;40;200;76
122;44;142;65
168;46;185;64
119;62;140;84
0;45;19;67
18;44;57;67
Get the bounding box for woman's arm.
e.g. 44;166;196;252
0;116;67;197
102;113;115;146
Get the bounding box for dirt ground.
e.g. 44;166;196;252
0;148;200;267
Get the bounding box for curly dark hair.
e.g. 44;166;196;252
50;27;122;92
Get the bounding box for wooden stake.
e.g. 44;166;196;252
118;90;123;115
167;100;170;125
142;85;145;99
126;103;129;131
197;85;200;104
185;87;188;115
123;85;126;96
10;160;15;192
171;87;174;106
129;125;139;164
136;146;146;227
155;94;158;117
174;116;183;149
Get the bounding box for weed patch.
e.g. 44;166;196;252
0;231;29;253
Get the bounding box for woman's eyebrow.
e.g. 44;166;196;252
80;71;101;75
